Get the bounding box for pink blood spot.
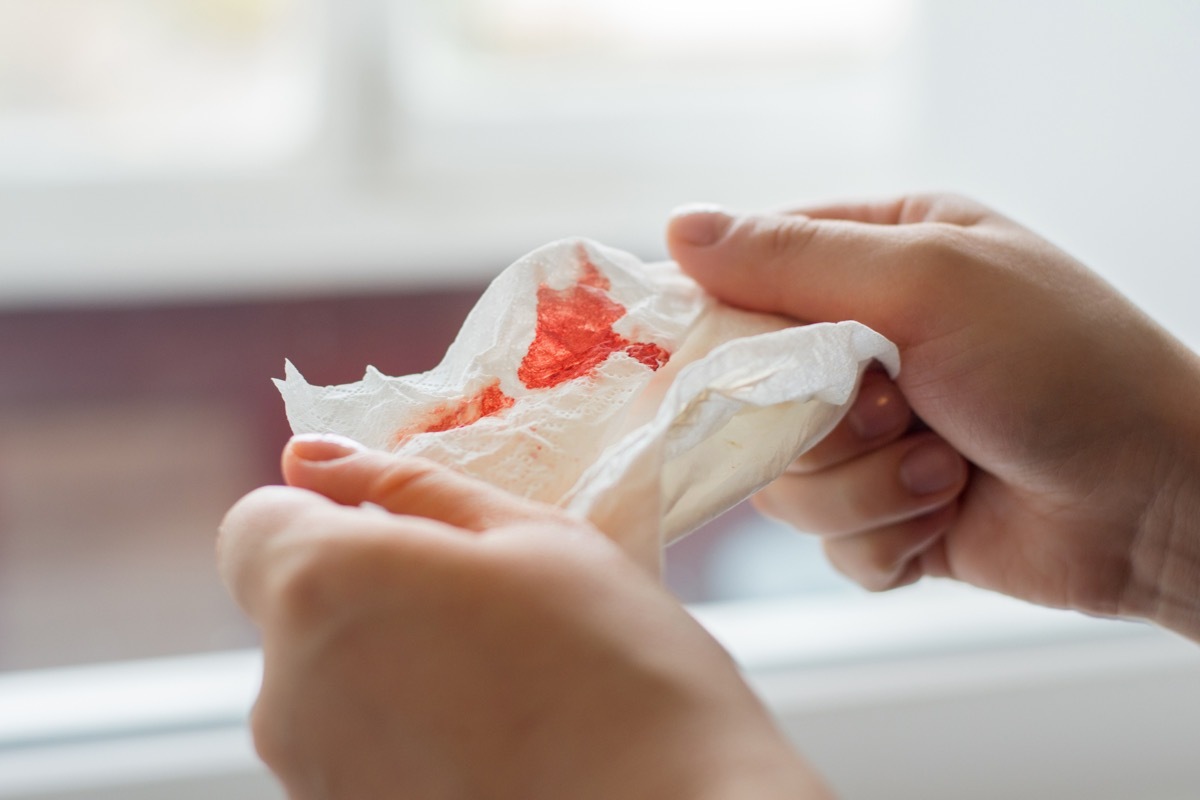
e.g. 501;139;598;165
393;380;514;445
517;246;671;390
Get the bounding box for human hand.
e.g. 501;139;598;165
218;435;829;800
668;194;1200;640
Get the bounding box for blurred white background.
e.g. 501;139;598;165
1;0;1197;331
1;1;1199;798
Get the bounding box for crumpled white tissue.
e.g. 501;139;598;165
277;239;898;567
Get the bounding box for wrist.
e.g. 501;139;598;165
1128;457;1200;641
672;714;832;800
529;674;831;800
626;721;832;800
1122;353;1200;641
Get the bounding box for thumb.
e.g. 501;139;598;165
281;434;571;532
666;206;931;344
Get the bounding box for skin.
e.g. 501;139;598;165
666;193;1200;639
219;439;830;800
219;193;1200;798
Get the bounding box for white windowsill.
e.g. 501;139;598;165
2;580;1196;799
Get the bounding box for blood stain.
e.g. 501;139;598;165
393;248;670;444
518;246;671;390
393;379;514;445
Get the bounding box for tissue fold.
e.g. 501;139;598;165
277;239;898;566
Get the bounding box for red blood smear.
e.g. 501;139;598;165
518;248;671;390
422;381;514;433
624;341;671;371
394;380;515;445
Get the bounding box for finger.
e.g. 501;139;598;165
822;502;958;592
218;484;462;625
753;433;968;537
666;206;924;338
281;434;570;532
666;196;992;342
776;193;997;227
789;370;912;474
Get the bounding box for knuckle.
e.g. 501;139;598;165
861;549;905;591
906;224;969;272
218;486;298;553
892;225;979;306
737;213;818;260
249;696;291;774
268;538;343;631
370;455;560;529
367;456;448;512
897;193;941;223
823;537;900;593
903;192;989;224
265;517;392;632
768;216;818;258
218;486;324;615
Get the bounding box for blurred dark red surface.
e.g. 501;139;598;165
0;287;481;670
0;286;738;670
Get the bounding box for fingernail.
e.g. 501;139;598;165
899;441;965;496
847;383;907;440
289;433;366;463
669;204;733;247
